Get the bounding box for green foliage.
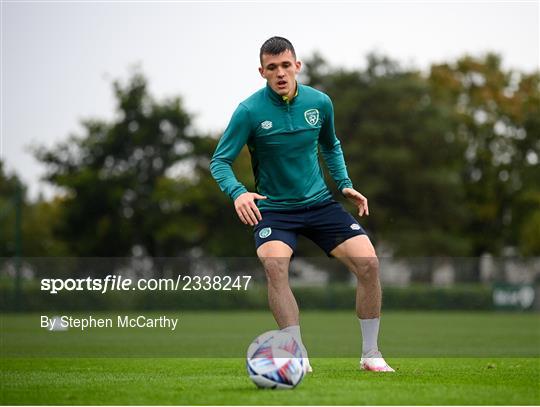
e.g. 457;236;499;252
34;72;200;257
0;161;22;256
0;161;67;257
429;55;540;255
150;142;258;257
32;71;259;259
20;198;70;256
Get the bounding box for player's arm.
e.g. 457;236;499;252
318;95;369;217
210;104;266;226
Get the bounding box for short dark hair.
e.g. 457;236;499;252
259;36;296;65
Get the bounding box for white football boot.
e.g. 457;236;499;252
360;350;395;372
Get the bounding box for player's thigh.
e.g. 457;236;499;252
330;235;378;273
331;234;376;258
257;239;294;258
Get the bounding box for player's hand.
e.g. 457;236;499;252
342;187;369;217
234;192;267;226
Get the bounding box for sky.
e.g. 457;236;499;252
1;1;539;199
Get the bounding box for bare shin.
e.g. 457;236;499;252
257;243;297;328
353;258;382;319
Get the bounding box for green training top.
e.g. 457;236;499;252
210;83;353;211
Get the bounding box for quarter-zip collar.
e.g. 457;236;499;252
266;82;299;106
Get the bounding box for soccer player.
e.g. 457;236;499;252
210;36;394;373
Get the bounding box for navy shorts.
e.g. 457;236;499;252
253;200;367;256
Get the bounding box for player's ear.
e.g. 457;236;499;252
295;60;302;73
258;66;265;79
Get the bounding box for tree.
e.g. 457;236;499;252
429;55;540;256
0;160;23;257
148;136;258;257
34;71;258;260
0;160;67;257
35;71;195;257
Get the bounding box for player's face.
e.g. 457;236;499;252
259;50;301;99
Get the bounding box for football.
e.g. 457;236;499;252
246;330;305;389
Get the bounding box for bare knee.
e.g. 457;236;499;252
349;256;379;282
261;258;289;285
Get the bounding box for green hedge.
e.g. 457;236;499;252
0;282;494;312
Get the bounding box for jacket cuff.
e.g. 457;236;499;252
230;186;248;201
339;179;354;192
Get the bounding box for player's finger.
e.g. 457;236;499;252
240;206;254;226
253;193;267;200
357;196;368;216
239;207;251;225
244;205;259;225
361;197;368;216
236;208;248;225
358;206;365;217
249;201;263;221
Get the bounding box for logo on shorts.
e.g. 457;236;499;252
259;227;272;238
261;120;273;130
304;109;319;126
350;223;361;230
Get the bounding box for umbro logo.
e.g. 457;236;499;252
261;120;273;130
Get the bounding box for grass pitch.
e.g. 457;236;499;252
2;357;538;405
1;311;539;405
